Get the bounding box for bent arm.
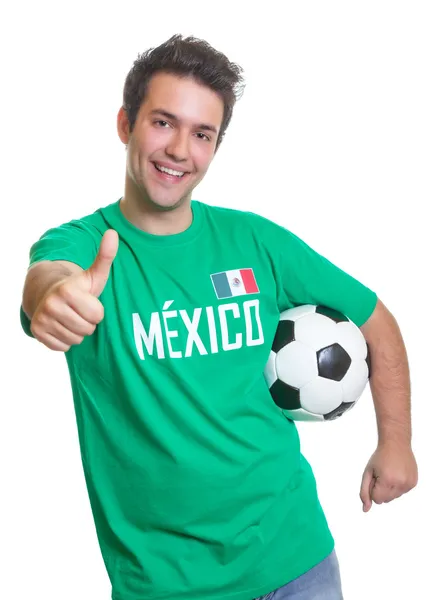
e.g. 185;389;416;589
360;299;412;446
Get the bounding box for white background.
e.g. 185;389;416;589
2;1;425;599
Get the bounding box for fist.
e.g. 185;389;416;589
31;230;119;352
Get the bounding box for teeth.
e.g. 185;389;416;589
155;163;185;177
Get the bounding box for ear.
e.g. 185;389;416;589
117;106;130;145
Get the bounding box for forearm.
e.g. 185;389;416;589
362;300;412;446
22;260;81;319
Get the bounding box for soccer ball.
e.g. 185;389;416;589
264;305;371;421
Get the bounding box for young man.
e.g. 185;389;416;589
20;34;417;600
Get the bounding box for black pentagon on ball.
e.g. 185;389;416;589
315;305;349;324
270;379;301;410
272;320;295;353
324;401;355;421
366;343;372;378
317;343;351;381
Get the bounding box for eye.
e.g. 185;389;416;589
154;120;170;128
196;132;210;141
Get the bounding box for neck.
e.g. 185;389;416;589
120;177;193;236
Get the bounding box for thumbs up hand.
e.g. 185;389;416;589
31;230;119;352
83;229;119;297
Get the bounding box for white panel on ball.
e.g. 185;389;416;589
341;359;369;403
264;351;278;388
276;341;318;388
294;313;338;349
335;321;368;360
300;377;343;413
279;304;316;321
282;408;325;422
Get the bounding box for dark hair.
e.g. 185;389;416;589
122;34;245;149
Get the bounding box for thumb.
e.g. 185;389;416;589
86;229;119;297
360;467;375;513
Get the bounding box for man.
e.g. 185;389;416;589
20;34;417;600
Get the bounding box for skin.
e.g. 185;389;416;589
359;300;418;511
116;72;224;236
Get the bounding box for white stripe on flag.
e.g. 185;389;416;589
225;269;247;296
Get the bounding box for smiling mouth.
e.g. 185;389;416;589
154;162;187;177
151;162;190;183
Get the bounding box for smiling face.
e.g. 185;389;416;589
117;72;224;212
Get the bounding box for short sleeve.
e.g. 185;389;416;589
27;220;98;270
21;220;99;338
20;306;34;337
250;213;378;327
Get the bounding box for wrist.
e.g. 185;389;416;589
378;428;412;448
22;262;75;319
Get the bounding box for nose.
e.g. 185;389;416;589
165;130;189;163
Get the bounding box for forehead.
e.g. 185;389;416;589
141;72;224;128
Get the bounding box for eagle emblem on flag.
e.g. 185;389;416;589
210;268;259;299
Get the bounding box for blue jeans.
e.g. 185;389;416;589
255;550;344;600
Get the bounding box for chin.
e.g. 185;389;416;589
149;195;187;212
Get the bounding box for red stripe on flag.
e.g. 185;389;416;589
240;269;259;294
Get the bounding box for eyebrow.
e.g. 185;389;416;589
150;109;218;134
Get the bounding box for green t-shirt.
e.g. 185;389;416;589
21;199;377;600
